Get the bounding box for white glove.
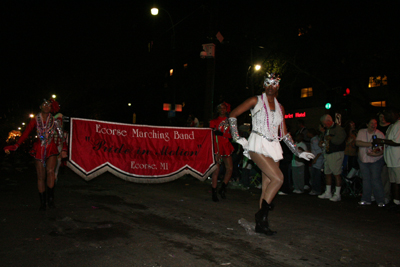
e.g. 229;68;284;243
236;137;249;149
299;152;315;161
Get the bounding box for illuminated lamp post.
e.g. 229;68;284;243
151;7;177;121
246;64;262;95
128;103;137;124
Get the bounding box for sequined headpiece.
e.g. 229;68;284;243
264;73;281;87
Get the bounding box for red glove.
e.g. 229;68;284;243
4;144;19;153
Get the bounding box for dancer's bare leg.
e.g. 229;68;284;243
222;156;233;185
211;154;221;188
260;173;272;207
35;161;46;193
45;156;57;189
249;152;283;208
54;156;62;181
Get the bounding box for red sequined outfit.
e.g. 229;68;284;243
17;115;66;162
210;116;234;157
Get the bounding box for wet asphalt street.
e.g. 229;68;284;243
1;157;400;267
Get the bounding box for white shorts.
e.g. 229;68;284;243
388;167;400;184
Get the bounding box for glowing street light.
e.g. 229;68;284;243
150;6;175;48
52;94;56;99
151;6;177;121
151;7;159;16
29;114;34;118
246;64;263;94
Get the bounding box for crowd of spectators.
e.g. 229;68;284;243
209;108;400;211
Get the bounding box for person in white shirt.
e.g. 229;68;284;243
356;117;386;207
373;108;400;207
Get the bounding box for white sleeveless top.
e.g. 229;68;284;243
246;94;283;162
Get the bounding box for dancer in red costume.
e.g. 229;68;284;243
209;102;235;202
229;73;314;235
4;98;67;210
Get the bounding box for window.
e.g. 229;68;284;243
163;103;171;111
301;87;313;98
175;104;182;112
370;101;386;107
368;75;388;88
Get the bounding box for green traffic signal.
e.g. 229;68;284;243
325;103;332;109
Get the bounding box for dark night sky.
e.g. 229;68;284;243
1;1;398;129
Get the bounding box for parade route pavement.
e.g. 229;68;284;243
1;161;400;267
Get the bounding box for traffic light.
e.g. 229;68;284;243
325;103;332;109
343;88;350;96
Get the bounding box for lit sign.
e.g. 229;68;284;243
285;114;293;119
163;103;171;111
175;104;182;112
285;112;306;119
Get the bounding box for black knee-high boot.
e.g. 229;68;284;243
255;199;277;235
212;187;219;202
39;192;46;211
218;182;227;199
47;187;55;208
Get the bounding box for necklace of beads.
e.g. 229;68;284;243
36;113;56;166
37;113;55;145
261;94;284;141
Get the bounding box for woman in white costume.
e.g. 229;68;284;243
229;73;314;235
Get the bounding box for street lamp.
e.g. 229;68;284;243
150;7;158;15
246;64;262;95
150;7;176;47
151;6;177;122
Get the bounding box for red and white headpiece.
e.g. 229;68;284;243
42;98;60;113
218;102;231;113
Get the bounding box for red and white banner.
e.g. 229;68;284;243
67;118;216;183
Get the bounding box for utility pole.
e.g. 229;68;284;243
201;43;216;125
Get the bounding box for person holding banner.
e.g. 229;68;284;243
210;102;235;202
4;98;67;211
228;73;314;235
